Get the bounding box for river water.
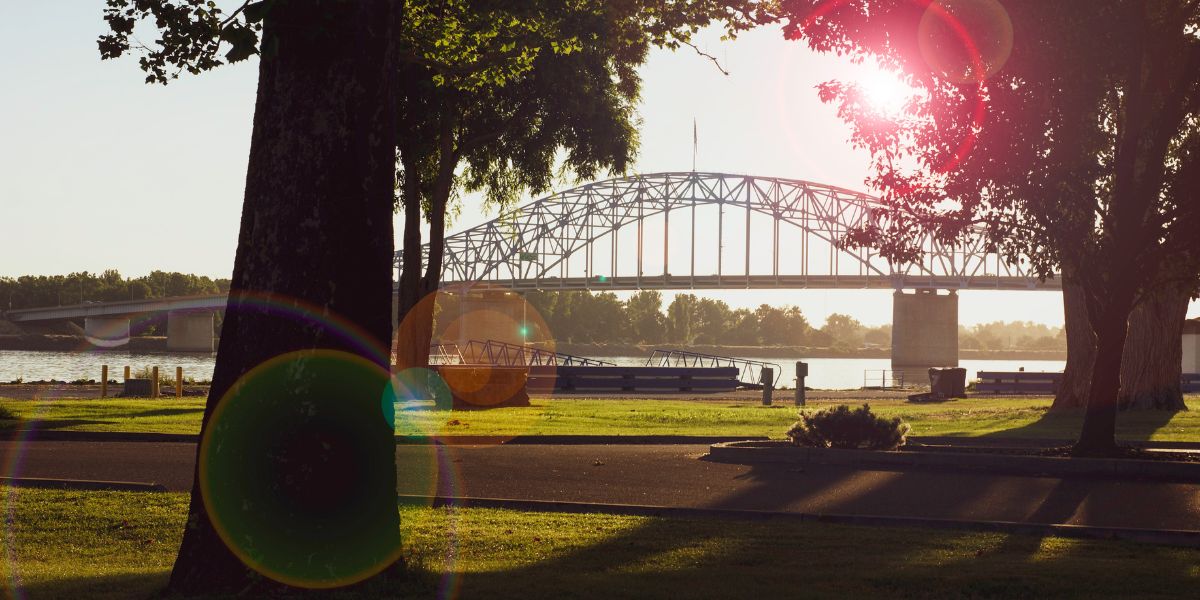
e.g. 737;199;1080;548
0;349;1064;390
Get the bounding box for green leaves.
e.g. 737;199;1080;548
98;0;262;84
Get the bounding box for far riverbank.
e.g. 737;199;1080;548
0;333;1065;361
556;342;1065;362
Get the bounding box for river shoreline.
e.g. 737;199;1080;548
0;334;1065;361
554;342;1065;362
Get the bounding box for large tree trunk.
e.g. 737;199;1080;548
168;1;402;594
1074;303;1130;455
1120;286;1189;410
1052;268;1095;410
1073;264;1138;456
1053;271;1188;412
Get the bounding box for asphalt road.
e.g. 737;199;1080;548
4;440;1199;531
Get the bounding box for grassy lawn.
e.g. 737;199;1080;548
4;395;1200;442
4;486;1199;599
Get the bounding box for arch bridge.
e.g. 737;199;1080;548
398;172;1060;369
398;172;1056;293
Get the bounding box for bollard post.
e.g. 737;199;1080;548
152;366;160;398
101;365;108;398
176;367;183;399
795;361;807;407
123;365;130;382
761;367;774;406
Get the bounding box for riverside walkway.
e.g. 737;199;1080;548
4;440;1200;533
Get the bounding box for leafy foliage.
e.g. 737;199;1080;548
787;403;909;450
780;0;1200;299
98;0;264;84
780;0;1200;451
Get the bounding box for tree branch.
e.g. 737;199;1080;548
219;1;251;29
681;40;729;76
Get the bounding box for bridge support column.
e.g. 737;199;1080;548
891;290;958;369
167;311;214;352
84;316;131;348
454;290;528;348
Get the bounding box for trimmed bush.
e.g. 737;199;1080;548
787;404;909;450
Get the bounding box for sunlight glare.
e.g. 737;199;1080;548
859;67;917;116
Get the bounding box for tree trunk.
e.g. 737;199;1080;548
168;1;402;594
395;153;427;370
1074;289;1135;456
1120;286;1189;410
1052;268;1095;410
394;114;456;370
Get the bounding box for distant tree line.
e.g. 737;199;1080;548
960;322;1066;353
515;291;1065;351
520;290;892;348
0;270;230;312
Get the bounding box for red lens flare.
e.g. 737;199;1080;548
793;0;1013;174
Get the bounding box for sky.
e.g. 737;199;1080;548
2;3;1195;327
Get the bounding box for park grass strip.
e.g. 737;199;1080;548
3;486;1200;599
3;396;1200;441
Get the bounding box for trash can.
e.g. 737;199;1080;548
928;367;967;398
121;378;153;397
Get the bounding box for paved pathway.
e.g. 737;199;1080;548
4;440;1199;531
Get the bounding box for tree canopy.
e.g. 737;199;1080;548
392;0;777;368
780;0;1200;453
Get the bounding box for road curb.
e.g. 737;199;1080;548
0;430;197;443
910;436;1200;451
396;494;1200;548
7;428;1200;451
2;430;768;446
0;476;166;492
707;440;1200;482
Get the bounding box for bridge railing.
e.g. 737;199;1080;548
459;339;616;367
863;369;906;389
645;349;781;388
428;342;465;365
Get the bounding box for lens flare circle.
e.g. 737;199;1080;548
918;0;1014;84
387;367;454;436
199;349;403;589
395;285;559;444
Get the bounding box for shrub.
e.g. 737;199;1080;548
787;404;909;451
132;366;176;385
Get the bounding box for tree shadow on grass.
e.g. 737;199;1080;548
10;407;203;432
436;497;1200;599
12;571;169;600
445;454;1200;598
18;461;1200;600
119;407;206;419
979;406;1179;444
16;418;113;431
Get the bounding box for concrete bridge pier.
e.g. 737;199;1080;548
167;311;215;352
84;316;131;348
891;289;958;369
453;290;527;348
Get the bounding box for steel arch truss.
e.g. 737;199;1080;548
397;172;1057;291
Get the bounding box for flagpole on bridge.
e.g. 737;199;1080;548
692;117;698;172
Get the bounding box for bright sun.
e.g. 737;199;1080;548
859;68;916;116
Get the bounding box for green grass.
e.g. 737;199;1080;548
4;396;1200;442
0;397;207;434
5;486;1200;599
